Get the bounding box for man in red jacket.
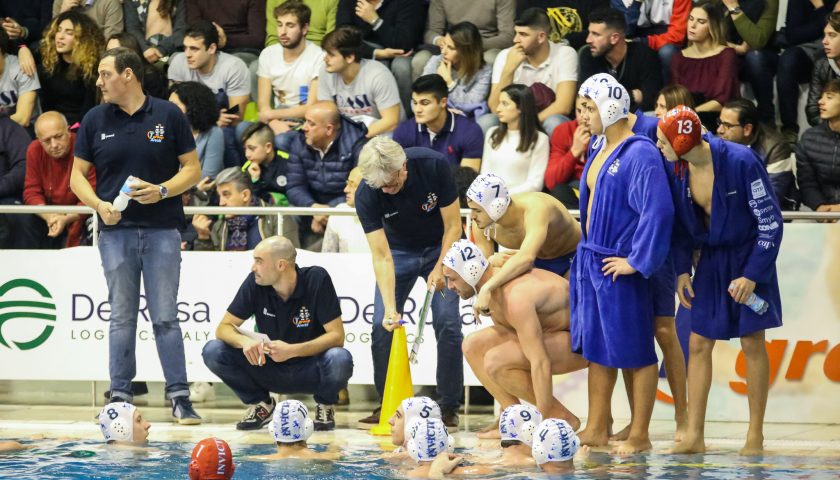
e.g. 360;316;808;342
22;111;95;247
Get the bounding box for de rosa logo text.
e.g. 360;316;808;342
0;279;56;350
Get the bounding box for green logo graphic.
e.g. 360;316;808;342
0;279;56;350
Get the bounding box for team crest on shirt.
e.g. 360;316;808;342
421;192;438;212
292;306;311;328
607;158;621;175
147;124;165;143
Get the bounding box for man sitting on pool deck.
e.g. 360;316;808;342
444;239;588;435
98;402;151;446
202;236;353;431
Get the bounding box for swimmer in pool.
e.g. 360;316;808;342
531;418;588;474
404;418;492;478
98;401;151;446
0;440;28;453
252;400;340;460
387;396;442;458
495;404;543;466
189;437;235;480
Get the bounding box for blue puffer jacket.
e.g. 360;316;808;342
286;116;368;207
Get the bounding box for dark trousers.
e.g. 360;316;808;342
203;339;354;405
776;46;814;133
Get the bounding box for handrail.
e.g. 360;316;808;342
1;204;839;220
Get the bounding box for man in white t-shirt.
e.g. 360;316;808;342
0;30;39;128
316;25;403;138
255;2;325;152
484;8;578;136
169;20;252;166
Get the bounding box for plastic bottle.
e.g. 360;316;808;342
744;293;769;315
112;175;136;212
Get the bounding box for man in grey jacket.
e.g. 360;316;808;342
796;79;840;215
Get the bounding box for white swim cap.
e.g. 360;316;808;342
531;418;580;464
442;239;488;294
401;397;442;438
499;404;543;447
99;401;137;442
406;418;454;462
269;400;314;443
466;173;510;222
578;73;630;131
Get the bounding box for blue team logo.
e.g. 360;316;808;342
147;124;165;143
421;192;438;212
292;306;311;329
607;158;621;176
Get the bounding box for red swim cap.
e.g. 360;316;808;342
658;105;702;156
189;437;234;480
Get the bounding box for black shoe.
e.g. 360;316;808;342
314;403;335;431
357;406;381;426
171;396;202;425
441;407;459;428
236;398;276;430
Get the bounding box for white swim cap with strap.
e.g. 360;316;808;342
442;239;488;295
406;417;454;462
531;418;581;464
578;73;630;131
466;173;511;222
99;401;137;442
499;404;543;447
269;400;314;443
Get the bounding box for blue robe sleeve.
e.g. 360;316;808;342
627;152;675;278
740;158;783;284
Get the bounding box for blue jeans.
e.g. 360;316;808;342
372;246;464;409
98;228;188;400
658;44;681;84
776;46;813;133
202;340;354;405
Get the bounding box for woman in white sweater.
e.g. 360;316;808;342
480;84;549;193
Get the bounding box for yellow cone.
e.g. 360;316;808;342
370;327;414;436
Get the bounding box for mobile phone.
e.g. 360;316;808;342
226;104;240;115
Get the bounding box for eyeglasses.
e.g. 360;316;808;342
716;119;743;130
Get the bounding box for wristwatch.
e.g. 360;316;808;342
728;5;743;14
158;185;169;199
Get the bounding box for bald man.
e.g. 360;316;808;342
286;100;369;234
202;235;353;431
21;111;95;248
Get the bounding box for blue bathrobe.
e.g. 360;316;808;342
570;135;675;368
670;134;783;340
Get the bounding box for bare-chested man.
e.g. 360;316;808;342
466;173;581;321
443;239;588;438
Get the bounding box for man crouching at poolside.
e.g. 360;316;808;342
443;240;588;437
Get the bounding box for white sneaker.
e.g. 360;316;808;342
189;382;216;403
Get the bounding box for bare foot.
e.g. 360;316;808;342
576;426;609;447
674;412;688;443
609;423;631;442
669;435;705;454
739;435;764;456
612;436;652;455
476;418;500;439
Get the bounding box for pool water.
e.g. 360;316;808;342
2;440;840;479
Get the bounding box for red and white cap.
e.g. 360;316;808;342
188;437;235;480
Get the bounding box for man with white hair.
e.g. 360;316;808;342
354;136;464;428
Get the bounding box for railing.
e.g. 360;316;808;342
0;205;838;247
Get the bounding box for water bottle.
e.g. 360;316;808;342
299;85;309;105
745;293;769;315
112;175;136;212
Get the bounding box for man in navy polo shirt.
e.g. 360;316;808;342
354;136;464;428
201;236;353;431
392;75;484;173
69;47;203;423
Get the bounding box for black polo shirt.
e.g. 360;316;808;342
354;147;458;251
74;96;196;230
227;267;342;363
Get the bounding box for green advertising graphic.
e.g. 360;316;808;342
0;279;56;350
